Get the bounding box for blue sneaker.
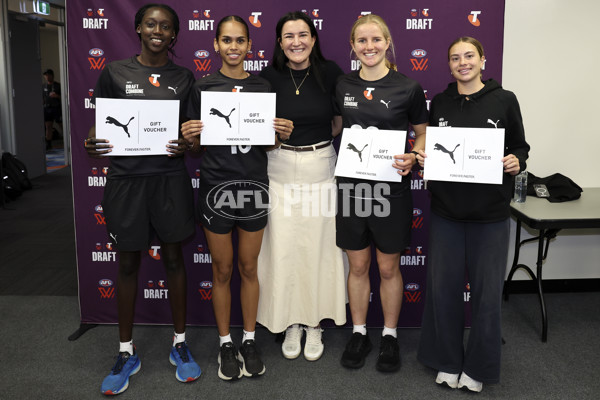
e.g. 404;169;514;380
101;351;141;395
169;342;202;382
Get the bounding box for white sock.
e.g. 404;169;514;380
242;330;255;343
119;341;134;355
173;331;185;346
219;334;232;347
382;326;397;338
353;324;367;335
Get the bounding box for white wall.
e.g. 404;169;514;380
504;0;600;280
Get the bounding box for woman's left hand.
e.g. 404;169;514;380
392;153;416;176
167;138;189;157
502;154;520;176
274;118;294;142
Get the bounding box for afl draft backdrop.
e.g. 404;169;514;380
68;0;506;326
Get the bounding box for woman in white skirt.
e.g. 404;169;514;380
257;11;347;361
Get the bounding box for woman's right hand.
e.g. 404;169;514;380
84;137;112;158
181;120;204;144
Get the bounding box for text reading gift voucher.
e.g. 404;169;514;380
335;128;407;182
424;126;505;184
200;91;276;145
95;98;179;156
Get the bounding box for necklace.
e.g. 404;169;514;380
290;66;310;95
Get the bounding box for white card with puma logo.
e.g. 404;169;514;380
424;127;505;184
95;98;179;156
335;128;407;182
200;91;275;145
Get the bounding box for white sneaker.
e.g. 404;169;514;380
303;326;324;361
282;324;302;359
435;371;459;388
458;372;483;392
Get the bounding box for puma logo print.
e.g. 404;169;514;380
487;119;500;128
434;143;460;164
210;107;236;128
203;214;213;224
105;116;135;138
347;143;369;162
168;86;178;94
109;233;117;244
380;100;390;109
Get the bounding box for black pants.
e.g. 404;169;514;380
417;212;509;383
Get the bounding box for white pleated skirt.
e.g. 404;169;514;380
257;142;347;333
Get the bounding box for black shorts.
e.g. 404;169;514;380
102;173;194;251
44;106;62;123
336;188;412;254
198;180;269;234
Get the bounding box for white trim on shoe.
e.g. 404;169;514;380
458;372;483;392
435;371;459;389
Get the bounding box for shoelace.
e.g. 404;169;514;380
242;340;257;356
305;328;322;346
175;342;190;363
221;343;237;362
379;337;396;356
111;352;131;375
284;326;302;343
347;334;366;352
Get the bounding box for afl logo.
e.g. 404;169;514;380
413;208;423;216
95;205;104;213
405;283;420;291
411;49;427;58
89;48;104;57
195;50;209;59
409;130;416;139
99;279;113;287
200;281;213;289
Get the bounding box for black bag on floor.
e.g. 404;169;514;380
2;152;32;199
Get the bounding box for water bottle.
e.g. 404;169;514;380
513;171;527;203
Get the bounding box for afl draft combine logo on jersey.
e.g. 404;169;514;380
404;283;422;303
407;9;433;30
189;10;214;31
98;279;115;299
84;8;108;29
468;11;482;27
363;87;375;100
88;168;106;187
194;50;212;72
410;49;428;72
88;48;106;70
249;12;263;28
199;281;213;300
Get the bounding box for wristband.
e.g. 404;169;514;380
276;132;289;144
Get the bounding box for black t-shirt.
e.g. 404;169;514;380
335;69;429;195
260;60;343;146
94;56;195;178
186;71;271;185
43;82;61;108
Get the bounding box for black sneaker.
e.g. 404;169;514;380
217;342;242;381
376;335;401;372
238;339;266;377
341;332;372;369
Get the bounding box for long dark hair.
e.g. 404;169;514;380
271;11;327;92
134;3;180;56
